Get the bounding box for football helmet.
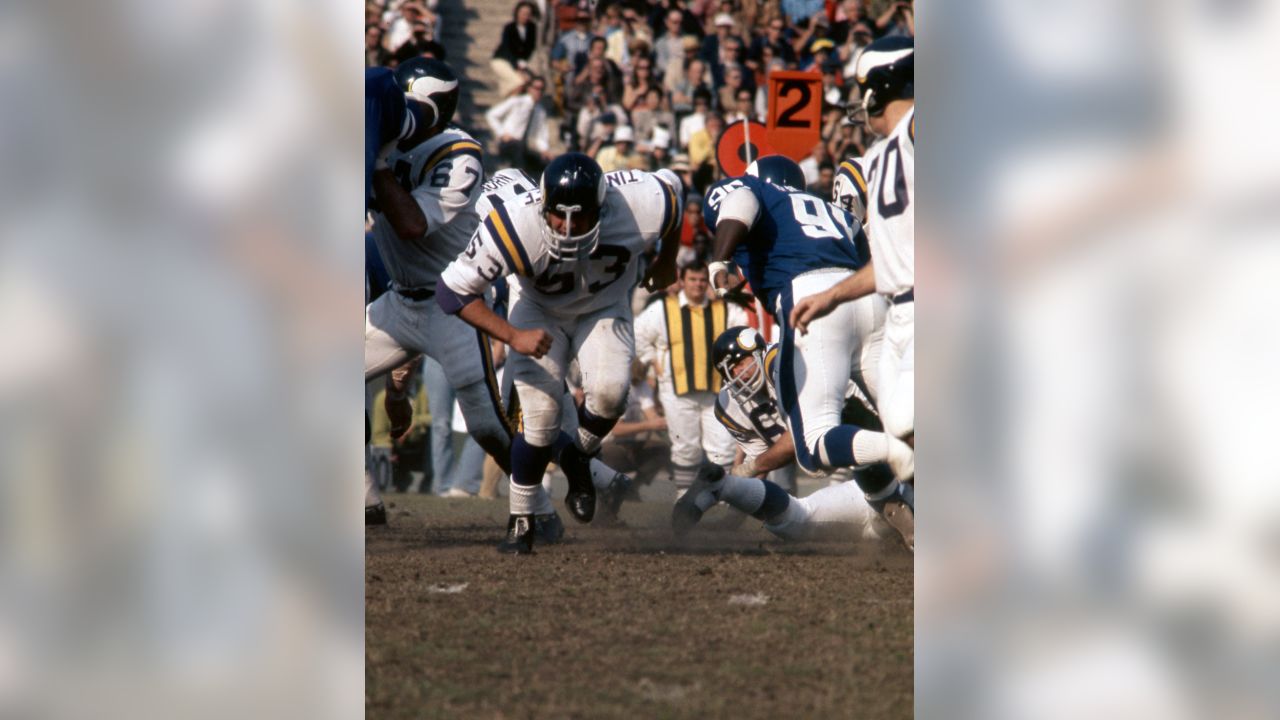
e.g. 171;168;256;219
540;153;607;261
854;36;914;118
713;326;768;408
394;57;460;131
745;155;805;190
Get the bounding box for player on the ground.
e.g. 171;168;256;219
790;36;915;450
703;155;913;546
366;58;520;518
674;326;906;546
438;153;682;553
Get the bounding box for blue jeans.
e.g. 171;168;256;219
423;356;485;495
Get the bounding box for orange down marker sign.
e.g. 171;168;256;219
766;70;823;161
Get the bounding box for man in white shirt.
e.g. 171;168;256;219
635;262;749;498
484;76;552;174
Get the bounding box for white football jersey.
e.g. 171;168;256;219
474;167;538;220
861;108;914;296
442;169;682;316
832;156;870;227
371;127;485;292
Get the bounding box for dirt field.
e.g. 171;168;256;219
366;491;913;720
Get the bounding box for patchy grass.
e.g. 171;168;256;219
367;494;912;719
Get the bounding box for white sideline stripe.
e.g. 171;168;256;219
428;583;469;594
728;593;769;606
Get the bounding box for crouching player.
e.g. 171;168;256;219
673;326;911;548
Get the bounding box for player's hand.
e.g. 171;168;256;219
789;289;839;335
375;140;396;170
648;416;668;431
641;257;677;292
510;327;553;358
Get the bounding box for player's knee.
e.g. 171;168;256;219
584;388;628;424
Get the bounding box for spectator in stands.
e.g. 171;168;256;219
717;63;747;114
688;112;723;171
669;57;710;117
366;25;389;66
802;38;837;74
551;8;595;84
840;21;876;83
596;125;643;172
678;90;712;150
875;0;915;38
629;86;664;148
619;8;654;69
485;76;552;174
782;0;825;26
750;15;797;67
725;87;756;124
622;54;659;113
666;35;701;93
393;18;446;63
569;57;621;118
700;13;740;67
831;0;874;44
654;9;687;75
576;38;625;102
710;34;744;87
492;2;540;98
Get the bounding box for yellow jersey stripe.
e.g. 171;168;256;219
485;209;529;277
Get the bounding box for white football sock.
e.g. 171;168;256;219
852;430;889;465
509;482;540;515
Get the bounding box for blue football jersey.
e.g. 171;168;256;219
703;175;869;311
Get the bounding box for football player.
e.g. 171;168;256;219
791;36;914;449
673;326;907;547
438;154;682;553
703;155;913;546
831;156;870;226
366;58;518;494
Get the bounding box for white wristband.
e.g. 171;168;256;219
708;260;734;298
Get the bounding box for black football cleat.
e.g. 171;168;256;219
365;503;387;526
497;514;535;555
534;512;565;544
560;449;597;523
595;471;633;526
672;464;724;536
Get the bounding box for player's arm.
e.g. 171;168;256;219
738;430;795;477
456;299;551;358
787;261;877;335
707;187;759;296
437;226;552;358
372;164;429;239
